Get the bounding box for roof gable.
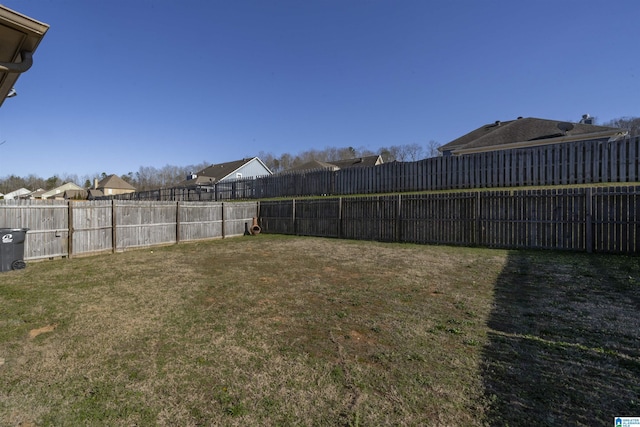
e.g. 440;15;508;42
98;174;136;190
3;187;30;199
181;157;271;186
42;182;83;198
198;158;251;181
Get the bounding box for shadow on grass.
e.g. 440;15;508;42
481;251;640;426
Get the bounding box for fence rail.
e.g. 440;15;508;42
108;136;640;201
0;200;259;260
258;186;640;254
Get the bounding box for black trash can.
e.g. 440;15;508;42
0;228;29;272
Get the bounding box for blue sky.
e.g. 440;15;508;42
0;0;638;180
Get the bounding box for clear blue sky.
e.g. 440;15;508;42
0;0;638;180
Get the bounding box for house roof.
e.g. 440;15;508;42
285;155;383;173
26;188;46;198
41;182;83;198
3;187;30;199
330;155;383;169
98;174;136;190
88;189;104;199
0;6;49;107
439;117;626;155
287;160;340;172
64;189;88;200
180;157;269;187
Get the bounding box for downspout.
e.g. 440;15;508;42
0;51;33;74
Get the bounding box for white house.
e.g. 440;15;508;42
3;188;31;199
41;182;83;200
180;157;272;191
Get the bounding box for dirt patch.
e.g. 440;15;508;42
28;324;57;339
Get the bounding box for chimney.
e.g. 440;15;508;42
579;114;593;125
94;178;98;189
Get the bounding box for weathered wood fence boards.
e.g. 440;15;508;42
0;200;69;260
259;186;640;254
111;136;640;201
0;200;259;260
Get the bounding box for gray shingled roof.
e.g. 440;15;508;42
439;117;624;154
330;155;382;169
286;160;340;172
180;158;256;187
285;155;383;173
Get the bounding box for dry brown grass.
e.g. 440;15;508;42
0;235;638;426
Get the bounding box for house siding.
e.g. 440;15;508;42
222;160;270;182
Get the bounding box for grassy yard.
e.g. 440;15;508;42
0;235;638;426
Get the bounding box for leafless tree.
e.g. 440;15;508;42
603;116;640;137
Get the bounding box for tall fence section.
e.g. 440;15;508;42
1;187;638;258
259;186;640;254
113;136;640;201
3;136;640;258
0;200;259;260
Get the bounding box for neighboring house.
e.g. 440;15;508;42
63;189;89;200
180;157;272;190
3;187;31;199
438;116;627;156
285;155;384;173
87;189;104;200
41;182;84;200
21;188;46;199
95;174;135;196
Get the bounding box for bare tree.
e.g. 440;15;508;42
425;140;441;158
603;116;640;137
403;143;425;161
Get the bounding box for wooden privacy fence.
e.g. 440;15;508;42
110;136;640;201
0;200;259;261
258;185;640;254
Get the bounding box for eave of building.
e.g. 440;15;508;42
0;5;49;106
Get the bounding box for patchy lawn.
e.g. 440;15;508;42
0;235;638;426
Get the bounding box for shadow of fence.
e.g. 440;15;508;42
481;251;640;425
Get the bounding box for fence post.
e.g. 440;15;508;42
221;202;225;239
338;197;342;239
176;201;181;244
475;191;481;246
292;199;297;235
396;194;402;243
112;200;117;253
586;188;593;253
68;201;73;259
